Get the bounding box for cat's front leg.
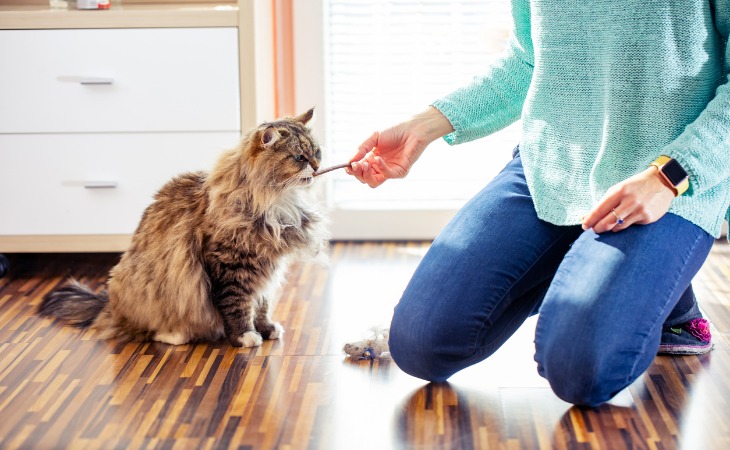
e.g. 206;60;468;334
212;288;262;348
255;297;284;340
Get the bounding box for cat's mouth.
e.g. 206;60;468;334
298;176;314;186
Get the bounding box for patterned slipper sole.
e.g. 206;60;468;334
658;341;714;355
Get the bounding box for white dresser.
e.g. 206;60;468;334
0;1;273;255
0;28;240;238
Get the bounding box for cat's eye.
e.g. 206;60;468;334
293;154;306;162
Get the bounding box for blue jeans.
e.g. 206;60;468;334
389;151;714;406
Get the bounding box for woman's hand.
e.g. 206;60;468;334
347;107;454;188
581;167;678;233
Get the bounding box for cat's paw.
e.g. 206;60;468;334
234;331;263;348
154;332;188;346
257;321;285;340
268;322;285;340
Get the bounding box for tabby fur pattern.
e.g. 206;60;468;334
39;109;328;347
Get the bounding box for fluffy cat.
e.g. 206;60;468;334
39;109;328;347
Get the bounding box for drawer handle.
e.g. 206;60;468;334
56;76;114;85
84;181;118;189
79;77;114;85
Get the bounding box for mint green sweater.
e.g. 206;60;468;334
432;0;730;238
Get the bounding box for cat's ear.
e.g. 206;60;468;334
261;126;280;147
294;108;315;127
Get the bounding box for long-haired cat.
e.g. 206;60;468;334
39;109;327;347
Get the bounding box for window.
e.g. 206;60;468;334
294;0;520;239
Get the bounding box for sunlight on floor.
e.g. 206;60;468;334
326;242;552;390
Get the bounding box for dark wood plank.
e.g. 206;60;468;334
0;242;729;449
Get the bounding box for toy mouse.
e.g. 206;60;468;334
342;327;390;360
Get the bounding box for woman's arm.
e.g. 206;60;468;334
433;0;534;145
660;0;730;197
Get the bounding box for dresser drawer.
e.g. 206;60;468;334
0;132;240;235
0;28;240;133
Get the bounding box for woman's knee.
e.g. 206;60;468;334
535;321;642;406
538;348;615;406
389;305;475;382
389;331;446;382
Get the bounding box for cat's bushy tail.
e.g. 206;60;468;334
39;280;108;328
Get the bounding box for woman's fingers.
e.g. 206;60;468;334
348;151;391;188
581;189;621;231
350;160;382;188
355;132;379;162
608;208;630;232
590;202;660;233
348;161;365;182
347;131;379;180
583;168;675;234
596;207;634;233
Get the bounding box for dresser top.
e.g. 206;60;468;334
0;3;238;29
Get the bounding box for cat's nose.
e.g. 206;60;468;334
310;161;320;172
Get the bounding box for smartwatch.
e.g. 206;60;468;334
650;156;689;196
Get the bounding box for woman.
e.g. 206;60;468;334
346;0;729;406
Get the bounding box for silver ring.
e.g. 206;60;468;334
611;208;625;225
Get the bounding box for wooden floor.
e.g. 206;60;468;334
1;241;729;450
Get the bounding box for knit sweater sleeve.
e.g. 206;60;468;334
431;0;533;145
663;0;730;197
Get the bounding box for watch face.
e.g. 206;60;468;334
662;159;688;185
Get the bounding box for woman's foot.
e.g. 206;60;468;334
658;318;713;355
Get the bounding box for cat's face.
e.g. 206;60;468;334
252;108;322;189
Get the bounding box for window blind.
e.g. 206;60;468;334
325;0;521;210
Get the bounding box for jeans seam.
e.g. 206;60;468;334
625;229;705;382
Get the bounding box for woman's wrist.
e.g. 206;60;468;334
409;106;454;144
645;166;679;196
649;156;689;197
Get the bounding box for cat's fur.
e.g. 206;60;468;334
39;109;328;347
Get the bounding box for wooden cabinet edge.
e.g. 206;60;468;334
0;4;238;29
0;235;131;253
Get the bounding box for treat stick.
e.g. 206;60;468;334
313;163;351;177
